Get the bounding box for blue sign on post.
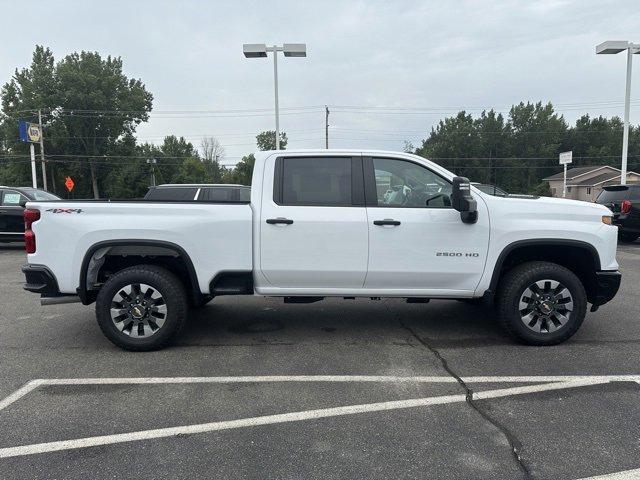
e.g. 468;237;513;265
19;121;41;143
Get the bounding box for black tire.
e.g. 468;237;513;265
619;232;639;243
496;261;587;346
96;265;188;351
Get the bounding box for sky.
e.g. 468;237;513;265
0;0;639;165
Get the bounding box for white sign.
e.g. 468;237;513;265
559;151;573;165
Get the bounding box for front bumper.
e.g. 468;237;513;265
591;270;622;307
22;264;60;296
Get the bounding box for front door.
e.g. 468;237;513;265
259;155;368;290
364;157;490;294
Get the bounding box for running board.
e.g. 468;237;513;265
41;295;82;306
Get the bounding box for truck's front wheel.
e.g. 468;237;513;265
496;261;587;346
95;265;188;351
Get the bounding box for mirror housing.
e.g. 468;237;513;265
451;176;478;224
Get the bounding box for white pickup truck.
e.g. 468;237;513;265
21;150;621;350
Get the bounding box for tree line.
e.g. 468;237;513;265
412;105;640;194
1;46;638;198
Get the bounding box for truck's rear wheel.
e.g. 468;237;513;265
96;265;188;351
496;261;587;346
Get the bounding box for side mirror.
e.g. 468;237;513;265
451;176;478;224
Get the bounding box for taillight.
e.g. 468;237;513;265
621;200;632;214
23;209;40;254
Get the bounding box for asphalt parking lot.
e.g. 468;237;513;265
1;242;639;480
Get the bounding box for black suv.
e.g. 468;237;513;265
0;187;60;242
596;184;640;243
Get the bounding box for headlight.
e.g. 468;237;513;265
602;215;613;225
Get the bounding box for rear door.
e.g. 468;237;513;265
0;190;27;236
364;156;490;293
259;155;368;289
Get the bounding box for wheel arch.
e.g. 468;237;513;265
488;239;601;304
78;239;202;305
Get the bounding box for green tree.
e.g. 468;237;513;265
416;111;480;178
173;157;207;184
54;51;153;197
256;130;287;151
506;102;567;192
0;46;58;189
474;110;511;186
101;133;149;199
0;46;153;198
224;154;255;185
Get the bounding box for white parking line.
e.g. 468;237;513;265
0;379;608;459
579;467;640;479
13;374;640;387
2;375;639;413
0;380;42;412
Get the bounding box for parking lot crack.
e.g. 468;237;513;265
395;316;533;480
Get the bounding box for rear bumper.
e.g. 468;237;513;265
22;264;61;296
591;270;621;307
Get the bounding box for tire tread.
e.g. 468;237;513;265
95;265;188;351
496;261;587;346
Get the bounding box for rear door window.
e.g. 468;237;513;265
279;157;353;206
144;187;198;201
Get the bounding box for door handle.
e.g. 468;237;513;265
266;217;294;225
373;219;401;226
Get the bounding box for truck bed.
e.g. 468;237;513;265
26;200;253;294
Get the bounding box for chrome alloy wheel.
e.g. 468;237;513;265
110;283;167;338
518;279;574;333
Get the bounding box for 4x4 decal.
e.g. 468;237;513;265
45;208;83;214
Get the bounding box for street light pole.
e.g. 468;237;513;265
621;47;633;185
272;47;280;150
243;43;307;151
596;40;639;185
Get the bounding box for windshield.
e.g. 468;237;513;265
21;189;60;201
597;186;640;203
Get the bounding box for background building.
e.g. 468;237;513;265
544;166;640;202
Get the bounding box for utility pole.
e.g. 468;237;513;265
38;109;47;191
29;143;38;188
147;158;157;186
325;105;330;149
